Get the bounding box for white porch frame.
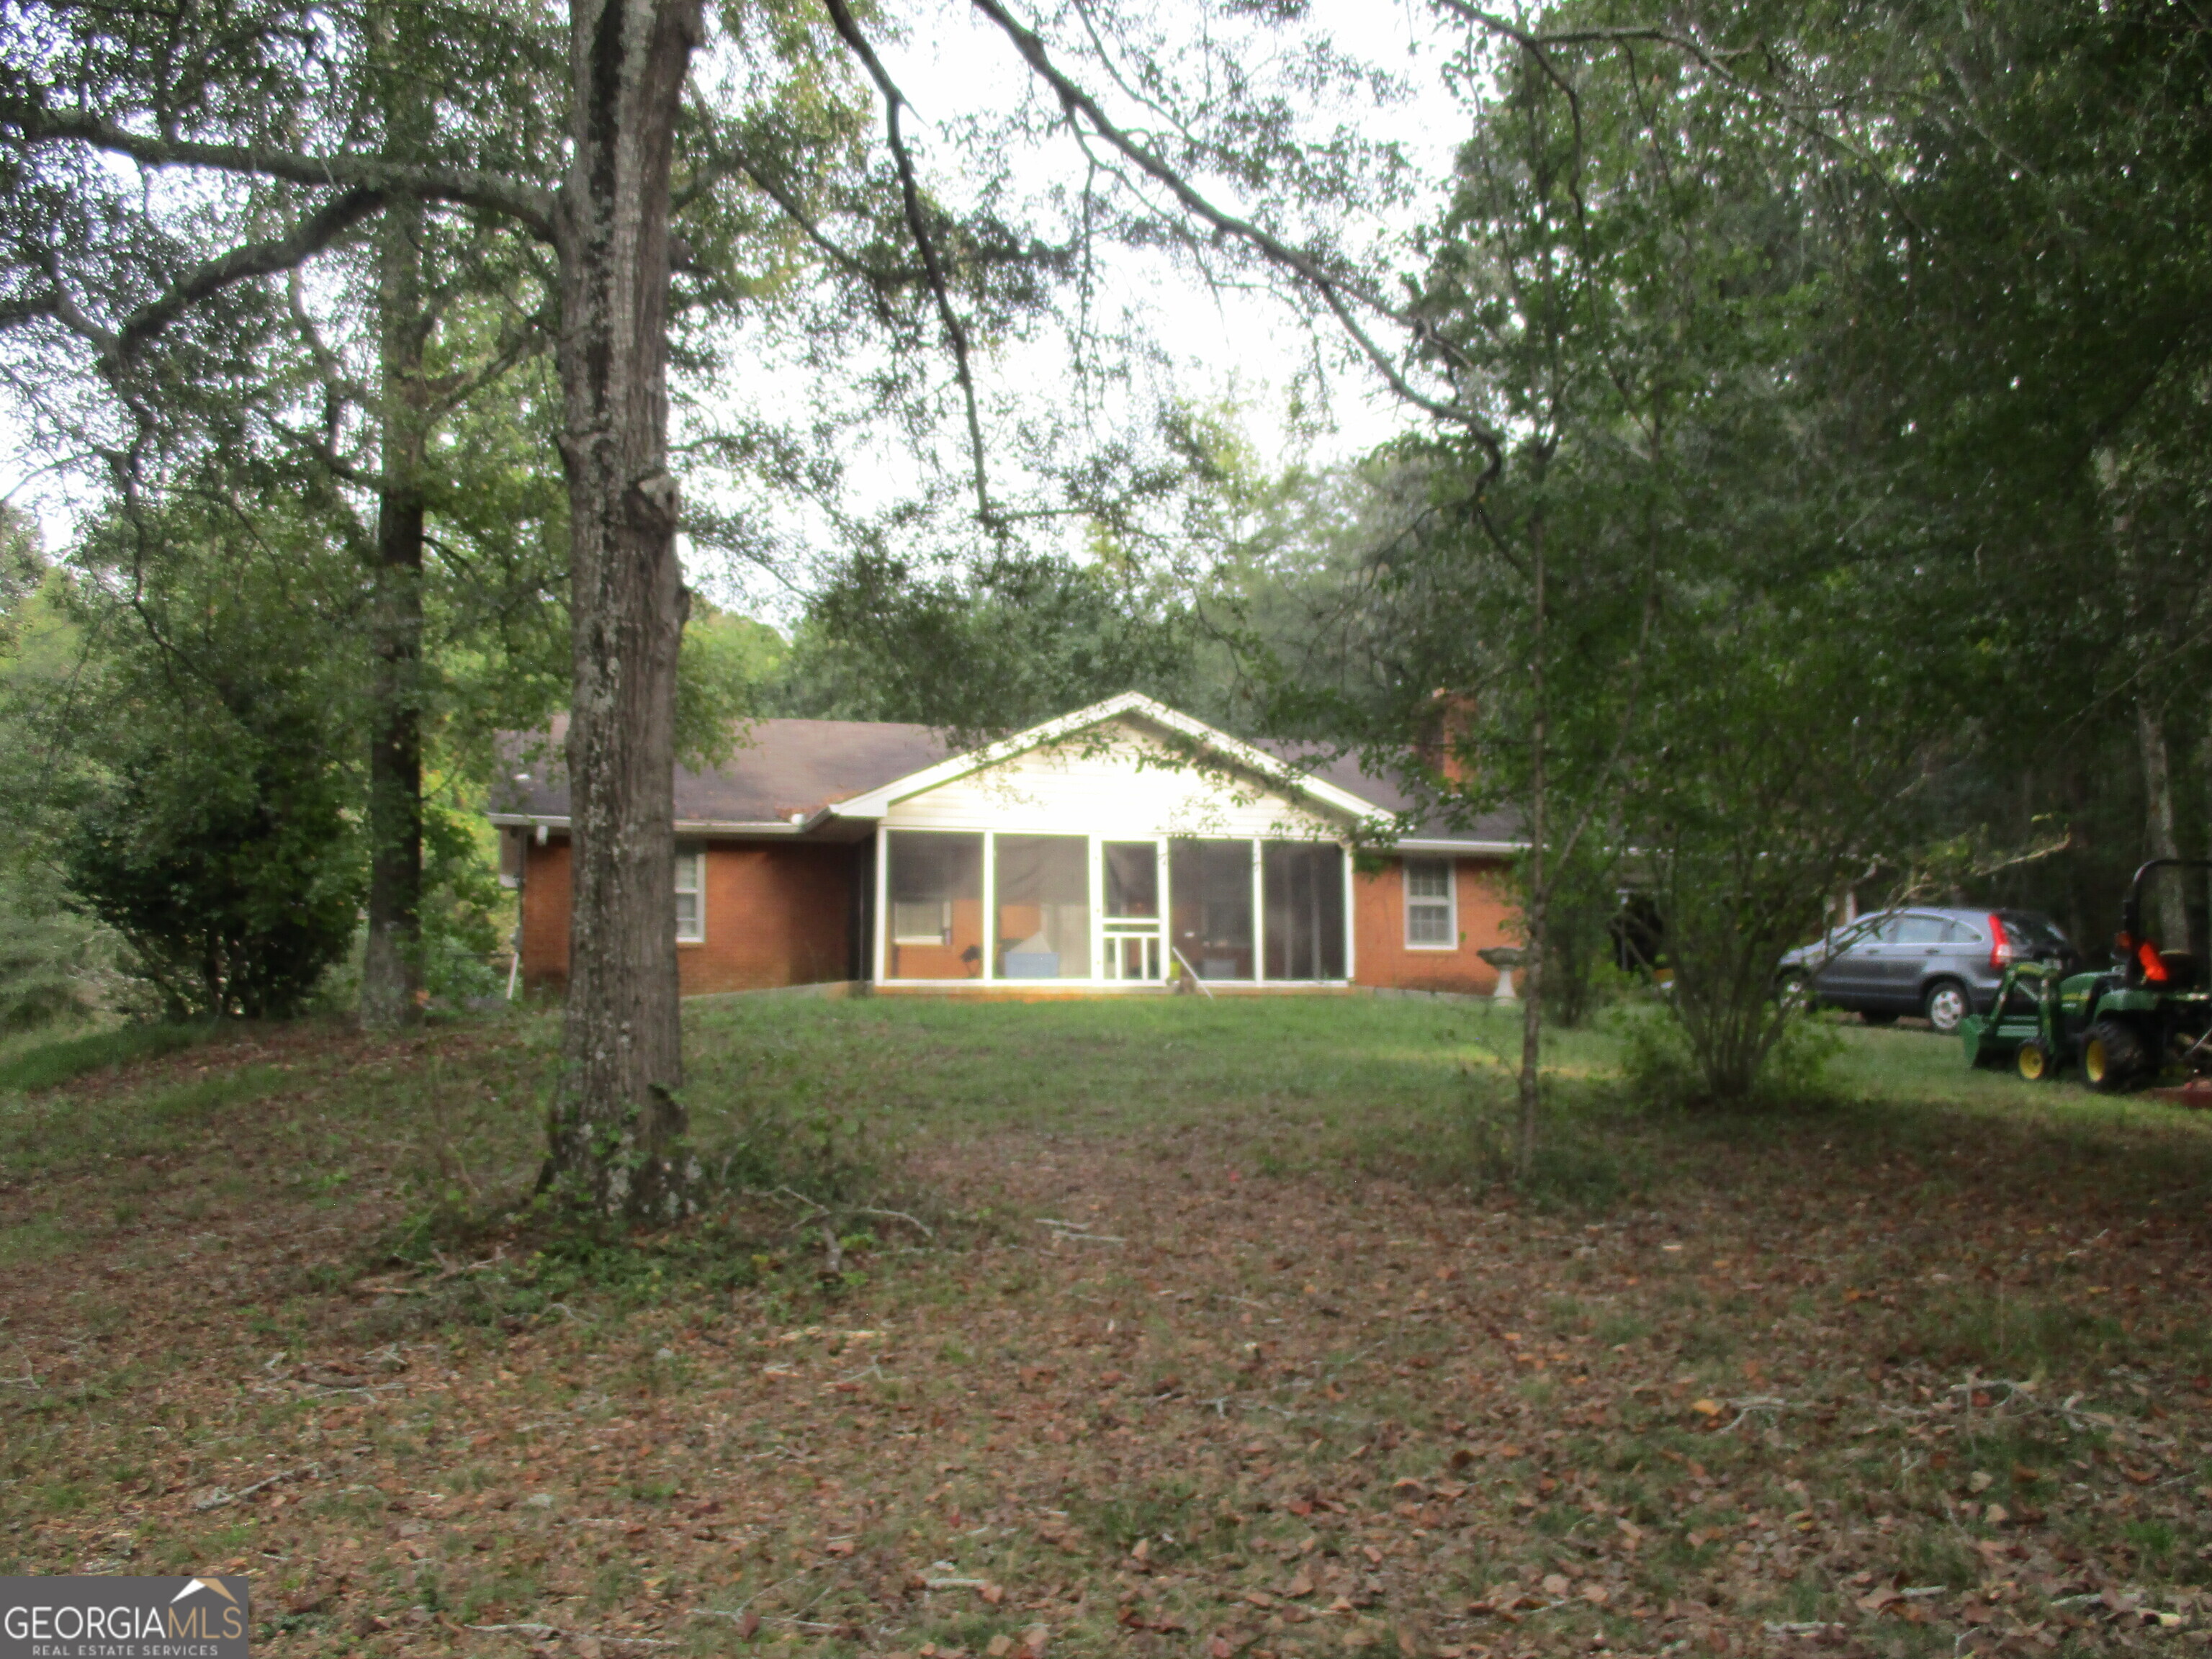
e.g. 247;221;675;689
870;827;1352;990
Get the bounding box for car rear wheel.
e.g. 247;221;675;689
2082;1020;2145;1093
1923;979;1970;1035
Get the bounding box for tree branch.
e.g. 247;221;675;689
967;0;1501;464
116;186;386;363
287;266;374;407
820;0;999;529
0;102;556;239
1433;0;1910;227
714;151;902;299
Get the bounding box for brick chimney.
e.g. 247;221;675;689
1425;688;1478;789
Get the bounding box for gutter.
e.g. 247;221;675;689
486;811;1521;855
486;811;836;837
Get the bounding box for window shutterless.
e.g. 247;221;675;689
674;843;704;942
1404;857;1455;948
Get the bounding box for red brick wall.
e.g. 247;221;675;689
520;837;856;995
519;837;572;993
687;843;853;993
884;897;986;981
1352;855;1519;994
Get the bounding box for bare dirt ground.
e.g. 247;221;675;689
4;1017;2211;1659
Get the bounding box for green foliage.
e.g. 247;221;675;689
0;507;39;659
419;804;508;1004
675;600;787;768
0;867;112;1031
1616;1000;1841;1113
769;547;1199;738
55;502;367;1020
0;1022;202;1092
0;910;89;1030
703;1096;889;1208
1537;850;1640;1030
1449;1082;1650;1211
65;715;364;1020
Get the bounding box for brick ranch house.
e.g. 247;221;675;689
491;692;1525;997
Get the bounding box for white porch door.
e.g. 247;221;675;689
1100;840;1164;981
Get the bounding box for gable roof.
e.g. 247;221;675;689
488;694;1524;853
490;717;950;833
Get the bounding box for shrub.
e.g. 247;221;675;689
1617;996;1840;1110
0;876;111;1030
63;701;363;1020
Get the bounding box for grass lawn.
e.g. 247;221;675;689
2;996;2210;1659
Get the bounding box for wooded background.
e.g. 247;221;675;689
1;0;2205;1205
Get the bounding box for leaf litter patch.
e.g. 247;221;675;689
2;1025;2211;1657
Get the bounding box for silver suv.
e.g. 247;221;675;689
1777;907;2075;1034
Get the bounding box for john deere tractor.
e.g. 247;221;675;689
1961;858;2212;1091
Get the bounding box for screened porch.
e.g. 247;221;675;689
874;829;1349;986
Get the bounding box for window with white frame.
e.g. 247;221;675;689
892;897;953;945
885;832;984;979
674;843;705;942
1404;856;1455;948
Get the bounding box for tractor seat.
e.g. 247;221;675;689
2159;950;2200;990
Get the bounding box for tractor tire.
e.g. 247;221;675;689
2081;1020;2146;1094
2016;1039;2054;1082
1924;979;1971;1035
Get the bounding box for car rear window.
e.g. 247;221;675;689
1942;918;1983;943
1996;912;2069;952
1893;915;1948;944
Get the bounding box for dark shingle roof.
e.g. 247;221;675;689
493;717;949;824
1271;746;1525;847
491;709;1521;848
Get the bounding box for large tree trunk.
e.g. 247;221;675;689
361;190;428;1030
2137;696;2188;952
541;0;701;1220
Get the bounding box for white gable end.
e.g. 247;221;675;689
879;718;1344;840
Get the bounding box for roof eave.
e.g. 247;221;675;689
1394;837;1525;855
487;811;835;837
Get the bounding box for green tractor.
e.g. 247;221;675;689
1961;858;2212;1091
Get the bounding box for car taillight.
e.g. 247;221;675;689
1989;913;2011;970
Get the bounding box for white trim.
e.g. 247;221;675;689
1403;855;1457;952
1087;835;1105;980
673;841;706;943
486;812;830;837
867;980;1351;991
980;830;997;981
880;826;986;984
1341;845;1357;983
482;821;1523;855
890;900;953;946
1156;833;1172;985
1250;837;1267;983
871;825;887;985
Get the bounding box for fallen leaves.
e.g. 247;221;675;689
6;1015;2212;1659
